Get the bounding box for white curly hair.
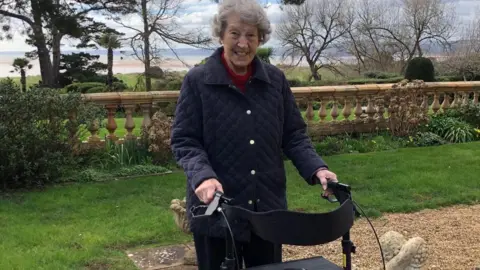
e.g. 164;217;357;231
211;0;272;45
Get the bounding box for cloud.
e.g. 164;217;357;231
0;0;478;52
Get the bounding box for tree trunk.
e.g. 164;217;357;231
107;47;113;88
310;64;321;81
20;69;26;92
142;0;152;91
31;0;54;87
51;31;63;87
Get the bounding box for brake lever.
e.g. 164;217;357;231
321;193;338;203
191;191;233;218
204;191;223;215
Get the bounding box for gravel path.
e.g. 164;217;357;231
283;203;480;270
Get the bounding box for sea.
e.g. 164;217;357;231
0;47;351;78
0;48;216;77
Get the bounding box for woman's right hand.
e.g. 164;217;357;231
195;178;224;204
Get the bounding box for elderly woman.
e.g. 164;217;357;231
170;0;338;269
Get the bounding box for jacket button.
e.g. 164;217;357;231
248;200;253;204
250;140;255;144
257;199;260;202
251;170;255;175
246;110;251;114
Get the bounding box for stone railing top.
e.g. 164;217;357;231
81;81;480;105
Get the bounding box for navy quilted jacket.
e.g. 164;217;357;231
170;47;328;242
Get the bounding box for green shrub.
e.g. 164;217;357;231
364;71;399;79
256;47;273;63
444;102;480;128
165;79;182;90
427;115;477;143
0;78;104;190
60;165;169;183
313;134;407;156
404;57;435;82
111;81;128;91
64;82;105;93
86;86;106;93
411;131;448;147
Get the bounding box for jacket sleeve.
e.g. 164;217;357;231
280;73;328;185
170;73;218;191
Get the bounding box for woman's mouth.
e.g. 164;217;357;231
235;51;248;56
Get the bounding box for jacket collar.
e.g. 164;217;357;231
203;46;271;86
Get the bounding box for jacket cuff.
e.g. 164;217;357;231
190;168;218;191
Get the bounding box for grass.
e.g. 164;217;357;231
1;141;479;269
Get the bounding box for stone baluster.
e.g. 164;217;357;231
306;99;314;122
474;91;479;104
376;99;385;122
140;104;152;130
67;109;80;151
354;96;363;121
420;94;429;114
431;92;441;114
461;91;469;106
330;98;339;121
366;95;376;121
387;97;396;119
105;104;118;141
124;104;136;140
151;102;160;117
450;93;458;108
88;119;101;143
319;99;328;122
441;92;451;112
341;97;352;121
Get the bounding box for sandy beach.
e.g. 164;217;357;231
0;54;206;78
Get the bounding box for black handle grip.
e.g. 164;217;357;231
327;181;351;193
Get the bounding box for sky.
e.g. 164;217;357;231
0;0;479;52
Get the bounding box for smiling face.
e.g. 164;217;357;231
220;13;261;75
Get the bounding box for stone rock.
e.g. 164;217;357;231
379;231;428;270
170;198;190;234
183;248;197;265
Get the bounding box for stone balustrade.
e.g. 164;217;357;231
80;81;480;144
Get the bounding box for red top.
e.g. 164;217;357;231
221;51;252;92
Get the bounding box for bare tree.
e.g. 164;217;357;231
368;0;457;70
110;0;212;91
340;0;405;74
276;0;354;81
442;10;480;81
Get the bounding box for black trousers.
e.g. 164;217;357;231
193;232;282;270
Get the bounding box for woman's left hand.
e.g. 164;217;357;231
315;168;338;197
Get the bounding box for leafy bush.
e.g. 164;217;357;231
141;111;174;165
444;102;480;128
364;71;400;79
60;165;169;183
410;131;448;147
314;134;407;156
256;47;273;63
88;139;151;170
375;79;429;137
404;57;435;82
0;78;104;190
65;81;128;93
427;115;477;143
65;82;104;93
86;86;106;93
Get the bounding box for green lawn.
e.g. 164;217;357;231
1;142;479;269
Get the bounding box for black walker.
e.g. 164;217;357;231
191;181;384;270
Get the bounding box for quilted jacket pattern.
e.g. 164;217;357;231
170;47;328;242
